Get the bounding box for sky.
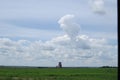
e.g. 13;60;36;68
0;0;118;67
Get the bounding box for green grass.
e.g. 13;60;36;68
0;67;118;80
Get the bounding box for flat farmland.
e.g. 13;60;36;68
0;67;117;80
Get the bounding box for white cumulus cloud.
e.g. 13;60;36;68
0;35;117;66
58;14;80;40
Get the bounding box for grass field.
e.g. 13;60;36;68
0;67;118;80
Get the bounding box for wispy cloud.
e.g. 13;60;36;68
0;23;62;41
89;0;106;15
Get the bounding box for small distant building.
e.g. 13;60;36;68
56;62;62;68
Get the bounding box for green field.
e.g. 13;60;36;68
0;67;117;80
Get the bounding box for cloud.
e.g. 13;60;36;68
90;0;106;15
0;35;117;66
0;23;61;40
58;14;80;40
0;14;117;66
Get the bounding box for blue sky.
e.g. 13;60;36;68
0;0;117;67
